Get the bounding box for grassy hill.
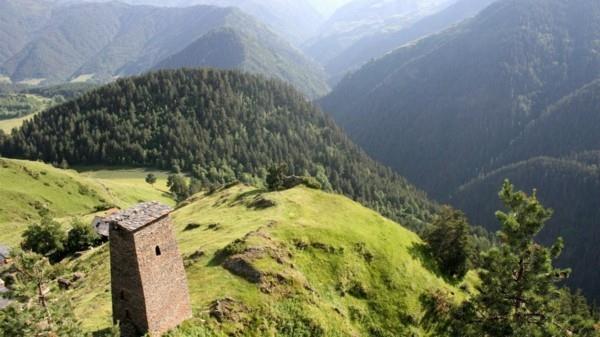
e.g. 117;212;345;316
63;181;464;336
0;158;173;246
0;158;462;336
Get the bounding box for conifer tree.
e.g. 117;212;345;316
424;206;471;279
145;173;157;187
424;180;598;337
0;250;88;337
266;164;288;191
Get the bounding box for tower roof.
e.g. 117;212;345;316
105;202;173;232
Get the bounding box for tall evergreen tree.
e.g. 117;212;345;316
424;206;471;279
424;180;598;337
266;164;288;191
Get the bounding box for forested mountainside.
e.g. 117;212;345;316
0;68;436;231
495;79;600;167
322;0;600;301
324;0;496;83
303;0;455;67
451;152;600;301
322;0;600;198
190;0;323;44
153;27;329;98
0;0;328;98
57;0;324;44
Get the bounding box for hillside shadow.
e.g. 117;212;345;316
408;243;464;286
233;189;265;202
92;328;113;337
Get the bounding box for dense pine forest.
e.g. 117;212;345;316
0;68;436;230
322;0;600;198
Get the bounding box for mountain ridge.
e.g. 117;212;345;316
0;1;329;97
322;0;600;197
153;26;329;98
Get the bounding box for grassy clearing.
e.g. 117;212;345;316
16;78;45;86
66;184;464;336
0;114;35;133
70;73;95;83
77;166;172;205
0;93;55;132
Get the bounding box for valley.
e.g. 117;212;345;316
321;0;600;302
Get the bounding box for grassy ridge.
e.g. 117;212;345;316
67;184;464;336
0;159;462;335
0;159;173;245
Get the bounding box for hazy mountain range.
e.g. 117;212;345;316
304;0;457;65
56;0;328;43
0;0;329;97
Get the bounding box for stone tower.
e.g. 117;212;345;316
106;202;192;337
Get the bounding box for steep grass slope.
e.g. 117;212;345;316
0;159;173;245
66;184;462;336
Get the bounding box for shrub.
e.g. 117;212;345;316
66;219;103;254
21;217;66;262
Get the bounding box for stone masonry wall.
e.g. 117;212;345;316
110;225;149;336
133;216;193;336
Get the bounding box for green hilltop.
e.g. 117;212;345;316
0;158;465;336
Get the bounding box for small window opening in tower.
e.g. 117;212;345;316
120;290;125;301
155;246;161;256
125;310;131;320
